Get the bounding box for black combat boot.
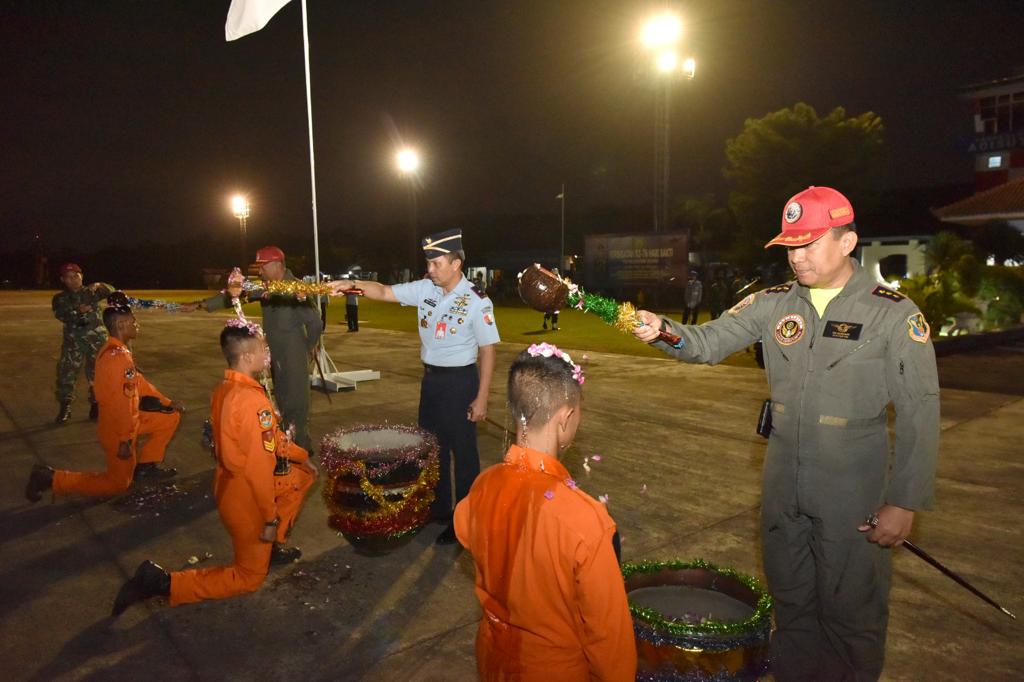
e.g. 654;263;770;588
54;400;72;425
112;560;171;617
25;465;54;503
133;463;177;480
270;543;302;566
88;402;99;421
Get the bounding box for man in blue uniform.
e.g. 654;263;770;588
332;229;500;544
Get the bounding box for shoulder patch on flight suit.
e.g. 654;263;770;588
774;313;805;345
764;283;793;294
262;429;276;452
124;366;136;379
728;293;755;315
871;285;906;302
470;284;487;298
907;312;930;343
258;409;274;429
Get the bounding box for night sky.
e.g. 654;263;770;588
4;1;1024;254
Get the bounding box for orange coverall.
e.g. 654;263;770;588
454;444;637;681
52;337;180;497
170;369;312;606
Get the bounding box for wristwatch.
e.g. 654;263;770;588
265;516;280;527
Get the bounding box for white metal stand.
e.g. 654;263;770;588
310;345;380;392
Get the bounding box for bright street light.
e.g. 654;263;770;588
396;148;420;175
638;11;696;233
395;148;422;274
230;194;250;266
655;50;679;73
641;13;682;49
231;194;250;218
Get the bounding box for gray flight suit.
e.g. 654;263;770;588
204;270;322;451
653;259;939;682
52;283;114;404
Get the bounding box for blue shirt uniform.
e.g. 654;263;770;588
394;271;500;523
393;275;501;366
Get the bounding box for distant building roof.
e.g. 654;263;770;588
933;177;1024;225
960;72;1024;95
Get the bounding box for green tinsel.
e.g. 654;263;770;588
567;288;622;326
621;558;773;638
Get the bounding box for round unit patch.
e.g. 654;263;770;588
774;313;805;346
784;201;803;224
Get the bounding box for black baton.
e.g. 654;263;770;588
867;515;1016;620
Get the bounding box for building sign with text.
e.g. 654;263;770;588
584;232;688;289
966;131;1024;153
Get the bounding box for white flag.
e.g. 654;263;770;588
225;0;292;41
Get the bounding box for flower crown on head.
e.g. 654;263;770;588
527;342;585;385
225;317;263;337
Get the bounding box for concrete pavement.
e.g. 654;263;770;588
1;292;1021;681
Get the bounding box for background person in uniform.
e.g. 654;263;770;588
633;186;940;682
51;263;113;424
112;322;313;616
27;297;182;502
682;269;703;324
331;229;499;545
541;308;559;331
542;267;560;331
455;345;636;681
345;286;359;332
193;246;322;452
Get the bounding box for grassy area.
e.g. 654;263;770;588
329;296;757;368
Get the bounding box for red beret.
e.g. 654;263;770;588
59;263;82;276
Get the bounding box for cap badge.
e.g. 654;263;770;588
784;202;802;224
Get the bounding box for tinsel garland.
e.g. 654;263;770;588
622;559;773;639
636;667;766;682
320;425;440;539
125;296;183;312
566;285;644;334
239;279;335;298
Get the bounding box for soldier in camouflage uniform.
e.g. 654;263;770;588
634;187;940;682
193;246;322;452
52;263;114;424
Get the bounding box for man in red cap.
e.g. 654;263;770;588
190;246;322;451
633;186;940;681
51;263;114;424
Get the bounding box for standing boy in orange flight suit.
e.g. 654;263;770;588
112;320;315;615
26;296;181;502
454;344;637;681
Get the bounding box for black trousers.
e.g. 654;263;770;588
683;305;699;325
346;304;359;331
418;364;481;519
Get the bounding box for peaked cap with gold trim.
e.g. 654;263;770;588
422;228;463;259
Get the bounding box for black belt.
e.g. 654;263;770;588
423;363;474;374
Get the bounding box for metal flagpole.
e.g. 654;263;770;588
300;0;322;282
559;183;565;272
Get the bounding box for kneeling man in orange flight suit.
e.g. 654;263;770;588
25;295;181;503
112;320;316;615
